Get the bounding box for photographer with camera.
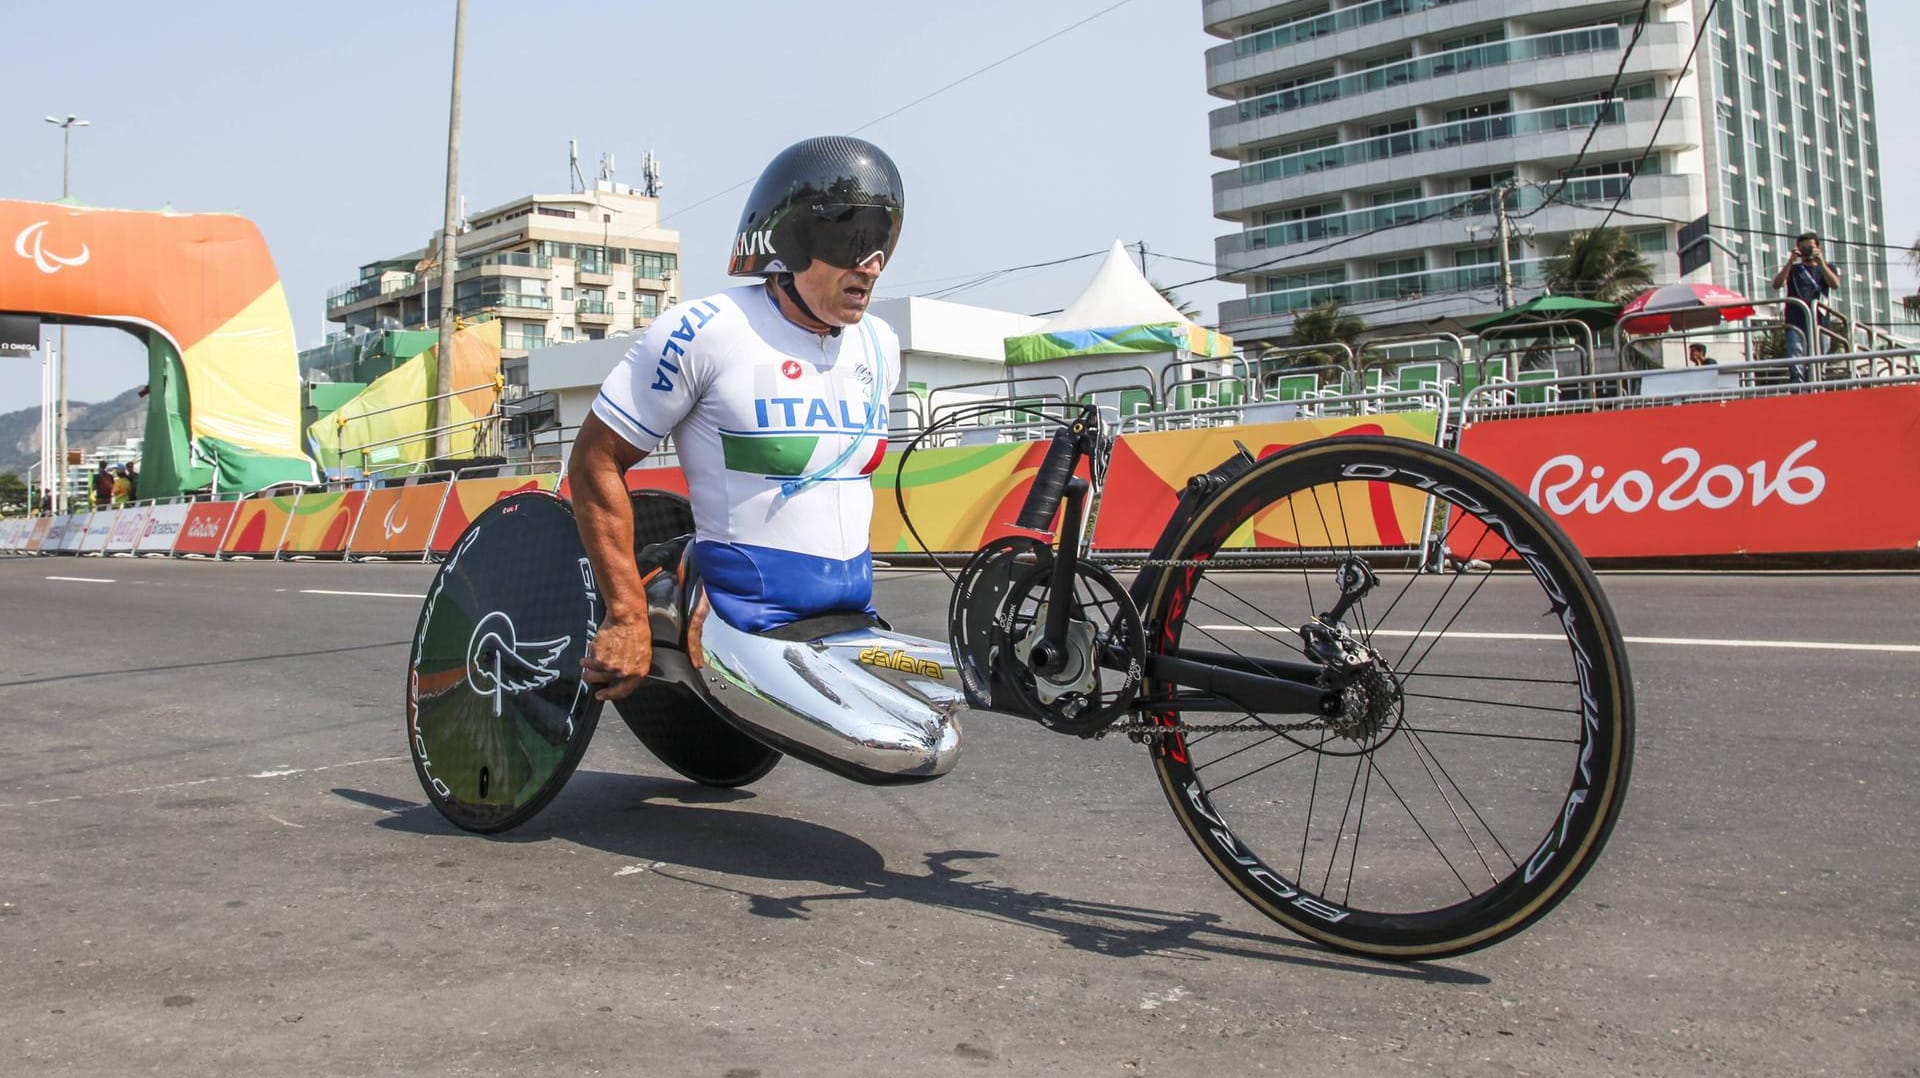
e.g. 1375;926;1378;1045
1770;230;1840;381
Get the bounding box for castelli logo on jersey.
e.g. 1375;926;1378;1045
13;221;91;275
780;359;803;380
186;516;224;539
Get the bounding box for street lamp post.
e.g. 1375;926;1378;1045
44;114;89;512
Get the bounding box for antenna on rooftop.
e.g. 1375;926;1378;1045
568;139;585;194
598;151;616;186
641;150;664;198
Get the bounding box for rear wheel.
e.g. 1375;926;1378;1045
1137;436;1632;960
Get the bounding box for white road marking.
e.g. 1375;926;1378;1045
0;755;410;810
45;575;114;584
299;589;424;599
1195;625;1920;654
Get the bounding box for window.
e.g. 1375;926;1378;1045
636;292;661;319
561;326;575;341
561;287;574;301
631;250;678;279
1374;256;1424;278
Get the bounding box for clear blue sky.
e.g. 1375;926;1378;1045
1;0;1914;416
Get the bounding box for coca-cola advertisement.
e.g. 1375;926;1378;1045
1457;386;1920;558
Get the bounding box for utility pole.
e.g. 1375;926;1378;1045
44;114;88;511
1494;182;1515;312
433;0;467;462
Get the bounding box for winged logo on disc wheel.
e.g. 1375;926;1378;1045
465;610;570;718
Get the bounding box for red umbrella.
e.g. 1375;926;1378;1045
1616;282;1756;334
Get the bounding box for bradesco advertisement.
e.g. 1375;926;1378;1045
1457;385;1920;557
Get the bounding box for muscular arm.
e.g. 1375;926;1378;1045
569;411;652;699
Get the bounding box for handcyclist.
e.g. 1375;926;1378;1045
568;136;906;703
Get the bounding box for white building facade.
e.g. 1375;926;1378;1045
1203;0;1890;346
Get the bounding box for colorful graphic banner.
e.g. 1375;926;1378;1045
309;320;503;477
174;502;238;556
139;504;190;554
428;474;562;553
1090;414;1442;550
1456;385;1920;557
349;485;452;558
869;441;1093;554
220;496;299;556
279;490;366;556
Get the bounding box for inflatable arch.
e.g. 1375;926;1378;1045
0;198;315;498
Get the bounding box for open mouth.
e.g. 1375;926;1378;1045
843;285;870;305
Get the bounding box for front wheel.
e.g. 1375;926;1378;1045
1135;436;1633;960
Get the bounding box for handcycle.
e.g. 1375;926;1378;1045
406;403;1632;960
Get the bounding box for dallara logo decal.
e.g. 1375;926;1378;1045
857;647;945;679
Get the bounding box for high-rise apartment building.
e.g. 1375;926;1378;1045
1202;0;1891;348
324;183;681;387
1699;0;1889;333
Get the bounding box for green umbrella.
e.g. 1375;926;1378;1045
1465;294;1620;332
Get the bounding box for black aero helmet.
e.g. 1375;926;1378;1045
728;136;904;277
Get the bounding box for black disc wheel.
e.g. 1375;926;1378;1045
407;492;604;833
615;681;780;787
1135;436;1633;960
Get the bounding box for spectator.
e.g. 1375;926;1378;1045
1687;343;1714;366
1771;230;1838;382
38;492;53;516
124;461;139;502
111;466;131;505
91;462;114;508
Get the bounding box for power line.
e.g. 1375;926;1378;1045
1516;0;1654;222
1530;186;1913;260
1596;0;1718;232
661;0;1138;227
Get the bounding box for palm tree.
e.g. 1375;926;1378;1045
1152;280;1201;320
1546;227;1655;304
1259;301;1367;375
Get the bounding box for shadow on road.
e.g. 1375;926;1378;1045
342;771;1488;984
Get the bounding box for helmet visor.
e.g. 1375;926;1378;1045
796;203;902;270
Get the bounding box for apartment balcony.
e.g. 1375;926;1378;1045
325;273;417;316
1205;0;1648;93
573;257;613;285
575;299;615;323
481;294;554;316
1213;96;1699;218
1217;257;1553;338
1213;173;1696;278
1209;23;1688;156
464;250;552;276
501;333;549;352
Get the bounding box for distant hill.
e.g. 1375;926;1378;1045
0;386;149;480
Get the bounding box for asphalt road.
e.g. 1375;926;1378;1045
1;556;1916;1077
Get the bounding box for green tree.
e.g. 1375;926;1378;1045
1546;227;1655;304
1152;280;1201;321
1266;301;1366;372
0;471;27;514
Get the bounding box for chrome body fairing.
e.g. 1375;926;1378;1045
643;558;967;786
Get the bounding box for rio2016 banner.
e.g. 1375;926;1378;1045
1456;385;1920;557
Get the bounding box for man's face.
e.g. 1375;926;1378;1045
790;252;884;327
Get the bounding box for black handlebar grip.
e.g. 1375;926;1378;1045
1016;430;1079;532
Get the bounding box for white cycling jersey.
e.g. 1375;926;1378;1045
592;283;900;632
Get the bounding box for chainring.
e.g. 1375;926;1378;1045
947;535;1053;710
991;558;1146;737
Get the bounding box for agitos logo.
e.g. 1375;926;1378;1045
857;647;946;679
13;221;90;275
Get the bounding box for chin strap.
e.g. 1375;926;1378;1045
777;272;841;337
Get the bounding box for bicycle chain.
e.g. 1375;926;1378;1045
1098;716;1331;741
